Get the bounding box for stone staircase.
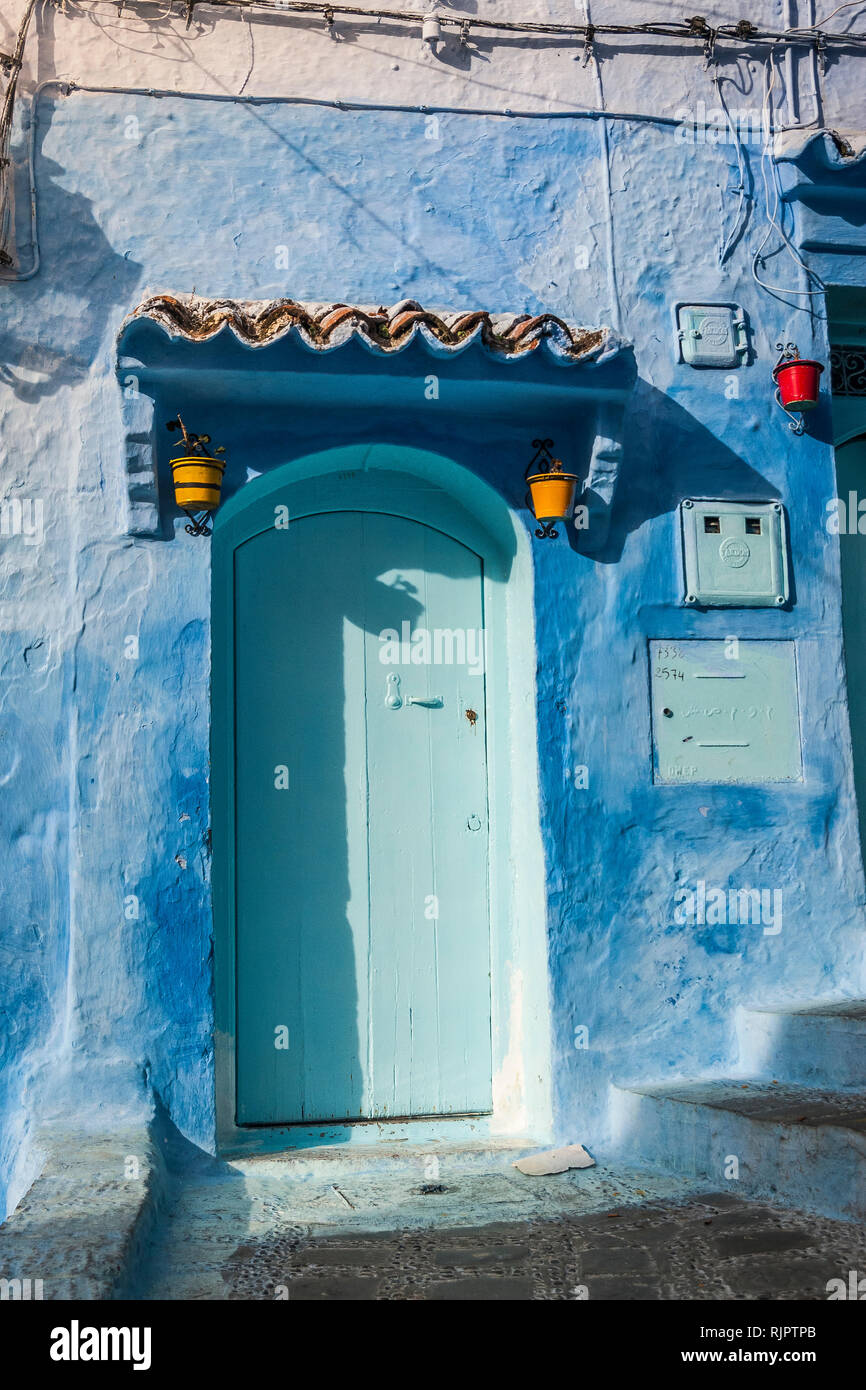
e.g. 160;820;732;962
614;1001;866;1223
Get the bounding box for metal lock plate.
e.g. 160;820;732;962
676;303;747;367
650;639;802;784
681;499;789;608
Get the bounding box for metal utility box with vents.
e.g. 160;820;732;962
675;303;747;367
681;499;789;607
650;639;802;784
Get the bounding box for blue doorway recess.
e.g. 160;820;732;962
212;447;545;1137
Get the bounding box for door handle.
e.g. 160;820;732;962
405;695;444;707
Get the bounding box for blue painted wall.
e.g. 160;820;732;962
1;88;865;1204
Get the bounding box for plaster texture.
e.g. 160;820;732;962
1;0;866;1245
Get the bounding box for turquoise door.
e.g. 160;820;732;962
230;502;492;1124
837;435;866;860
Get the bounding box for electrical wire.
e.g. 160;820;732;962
715;69;751;268
237;10;255;94
2;1;864;278
581;0;621;334
751;45;828;303
0;0;37;265
802;0;866;28
50;0;866;49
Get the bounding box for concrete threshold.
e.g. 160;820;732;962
227;1137;537;1181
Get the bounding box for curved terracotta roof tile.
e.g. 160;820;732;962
126;292;625;365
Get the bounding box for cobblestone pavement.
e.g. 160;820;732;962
219;1193;866;1301
136;1147;866;1301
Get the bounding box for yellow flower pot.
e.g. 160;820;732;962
526;470;579;522
171;455;226;513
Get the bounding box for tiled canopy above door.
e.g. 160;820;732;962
115;291;636;541
123;291;626;363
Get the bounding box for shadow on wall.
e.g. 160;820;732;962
123;1094;256;1299
0;152;142;402
573;378;783;564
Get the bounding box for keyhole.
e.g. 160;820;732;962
466;708;478;728
385;673;402;709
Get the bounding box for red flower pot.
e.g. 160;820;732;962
773;357;823;411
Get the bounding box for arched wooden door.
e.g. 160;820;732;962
213;463;493;1126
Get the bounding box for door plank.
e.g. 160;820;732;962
235;514;369;1123
363;515;492;1117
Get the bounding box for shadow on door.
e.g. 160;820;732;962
230;505;494;1126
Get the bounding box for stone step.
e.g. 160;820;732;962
737;1000;866;1089
229;1139;538;1182
0;1123;166;1299
613;1080;866;1222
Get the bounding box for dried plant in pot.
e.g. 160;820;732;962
525;437;579;539
167;415;227;536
